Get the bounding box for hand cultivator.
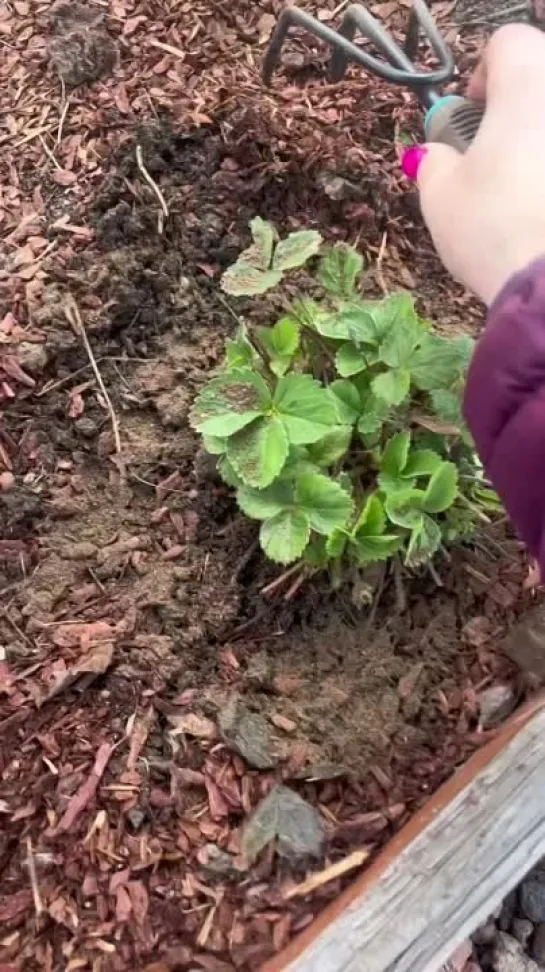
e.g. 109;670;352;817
262;0;484;153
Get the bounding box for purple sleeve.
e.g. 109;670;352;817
463;256;545;571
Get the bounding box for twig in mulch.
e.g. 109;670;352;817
283;847;371;900
57;80;70;146
135;143;169;234
53;740;114;834
64;297;122;455
26;837;44;918
376;231;388;296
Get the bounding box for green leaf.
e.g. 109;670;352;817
190;368;271;437
227;415;289;487
304;536;329;566
378;312;421;368
380;431;411;479
351;533;403;563
257;317;300;376
325;529;349;558
409;334;468;391
225;338;254;369
260;510;310;564
296;473;354;535
371;367;411;406
273;230;322;271
429;388;463;428
335;343;368;377
318;245;364;298
384;488;426;529
354;493;386;536
328;380;361;425
403;449;442;478
202;434;227;455
366;293;420;344
274;374;338;444
423;461;459;513
312;311;355;341
357;393;389;435
338;307;378;345
306;426;352;467
247;216;276;270
218;456;244;488
406;514;442;567
221;264;284;296
237;482;292;520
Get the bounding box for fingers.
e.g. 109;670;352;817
415;141;460;197
466;23;545;106
414;141;462;236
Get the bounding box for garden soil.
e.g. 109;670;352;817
0;1;541;970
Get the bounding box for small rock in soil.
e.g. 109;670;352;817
61;540;97;561
493;933;542;972
75;416;99;438
499;891;519;931
521;879;545;924
532;923;545;965
512;919;535;949
197;843;240;881
242;784;325;863
473;920;499;946
502;603;545;678
126;808;146;832
18;341;48;374
218;695;278;770
478;685;517;729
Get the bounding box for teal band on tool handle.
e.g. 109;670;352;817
424;95;463;139
423;94;485;153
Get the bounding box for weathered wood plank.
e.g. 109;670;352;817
283;707;545;972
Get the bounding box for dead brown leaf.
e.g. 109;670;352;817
169;712;217;740
43;642;114;702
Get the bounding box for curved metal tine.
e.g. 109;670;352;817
409;0;455;79
329;4;414;82
261;3;455;90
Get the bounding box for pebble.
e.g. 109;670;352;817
512;919;535;949
473;920;498;946
520;879;545;924
477;684;517;729
61;541;97;561
499;891;519;931
18;340;48;374
493;932;542;972
532;923;545;965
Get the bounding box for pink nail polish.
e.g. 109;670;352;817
401;145;428;182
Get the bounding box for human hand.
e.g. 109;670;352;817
405;24;545;306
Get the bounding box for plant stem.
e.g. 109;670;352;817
261;563;301;596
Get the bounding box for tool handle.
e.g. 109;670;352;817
424;95;485;153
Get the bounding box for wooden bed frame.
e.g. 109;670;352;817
262;693;545;972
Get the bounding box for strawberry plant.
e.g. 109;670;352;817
190;218;499;594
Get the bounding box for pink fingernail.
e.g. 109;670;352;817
401;145;428;182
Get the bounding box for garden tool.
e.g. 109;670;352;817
262;0;485;153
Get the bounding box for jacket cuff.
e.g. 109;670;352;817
463;256;545;561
